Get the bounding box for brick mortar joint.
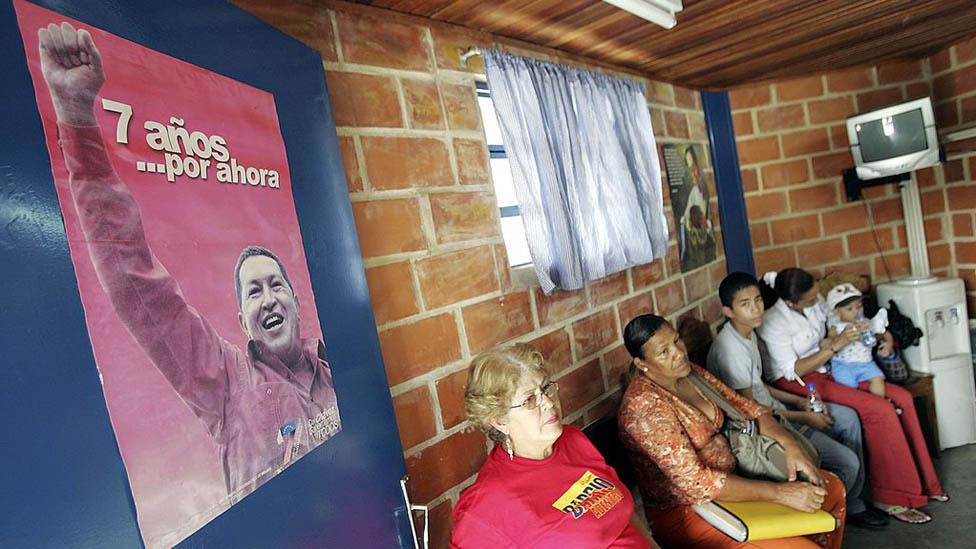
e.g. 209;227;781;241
349;186;497;202
931;51;976;77
390;359;469;398
401;419;480;458
336;128;487;141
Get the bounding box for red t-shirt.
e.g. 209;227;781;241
451;425;649;548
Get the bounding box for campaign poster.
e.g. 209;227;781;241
662;143;717;272
14;1;342;546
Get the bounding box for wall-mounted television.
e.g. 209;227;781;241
846;97;940;180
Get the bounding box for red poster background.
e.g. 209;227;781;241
14;1;337;546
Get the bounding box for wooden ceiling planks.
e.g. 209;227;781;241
346;0;976;89
641;0;967;86
644;1;924;85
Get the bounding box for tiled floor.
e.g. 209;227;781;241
844;442;976;548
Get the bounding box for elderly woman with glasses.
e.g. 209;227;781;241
451;343;658;548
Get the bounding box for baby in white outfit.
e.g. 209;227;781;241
826;283;890;398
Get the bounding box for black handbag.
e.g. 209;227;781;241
886;300;923;350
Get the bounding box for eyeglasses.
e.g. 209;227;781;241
510;381;559;410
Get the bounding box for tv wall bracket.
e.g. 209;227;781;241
842;146;947;202
842;169;910;202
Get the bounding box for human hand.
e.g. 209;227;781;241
877;331;895;356
38;22;104;126
822;326;839;352
784;442;824;486
801;411;834;431
833;325;861;349
775;481;827;513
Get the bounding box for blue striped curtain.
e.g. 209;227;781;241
483;50;669;294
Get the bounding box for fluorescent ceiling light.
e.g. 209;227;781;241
648;0;683;12
603;0;682;29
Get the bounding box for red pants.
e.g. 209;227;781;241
774;372;943;508
647;471;846;549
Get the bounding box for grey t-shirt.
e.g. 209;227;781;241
707;322;785;411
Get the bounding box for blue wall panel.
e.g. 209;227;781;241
702;91;756;276
0;1;411;547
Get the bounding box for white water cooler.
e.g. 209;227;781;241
877;277;976;449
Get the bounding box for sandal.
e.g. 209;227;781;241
930;493;950;503
877;505;931;524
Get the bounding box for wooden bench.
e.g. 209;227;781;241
677;316;943;456
901;371;941;456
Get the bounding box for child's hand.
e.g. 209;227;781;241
802;411;834;431
877;332;895;356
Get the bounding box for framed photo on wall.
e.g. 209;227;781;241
662;143;717;272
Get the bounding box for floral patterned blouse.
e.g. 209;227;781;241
618;364;767;513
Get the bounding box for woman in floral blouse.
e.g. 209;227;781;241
618;314;847;549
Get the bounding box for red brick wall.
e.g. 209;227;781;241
235;1;726;546
730;37;976;312
730;62;952;282
930;37;976;314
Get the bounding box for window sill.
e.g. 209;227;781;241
509;264;539;291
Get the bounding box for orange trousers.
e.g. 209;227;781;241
647;471;846;549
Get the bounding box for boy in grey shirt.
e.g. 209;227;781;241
707;272;888;529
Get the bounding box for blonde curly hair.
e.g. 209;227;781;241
464;343;549;444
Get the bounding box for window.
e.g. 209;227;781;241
476;81;532;268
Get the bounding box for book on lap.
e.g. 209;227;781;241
692;500;837;542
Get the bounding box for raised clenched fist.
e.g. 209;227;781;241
38;22;104;126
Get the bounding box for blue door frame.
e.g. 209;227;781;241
702;91;756;276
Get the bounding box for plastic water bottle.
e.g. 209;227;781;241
806;383;825;414
856;312;877;347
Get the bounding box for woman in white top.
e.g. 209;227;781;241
756;268;946;524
